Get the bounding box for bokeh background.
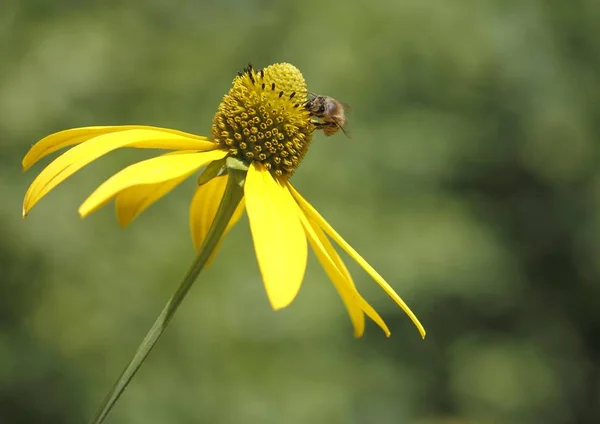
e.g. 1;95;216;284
2;1;600;423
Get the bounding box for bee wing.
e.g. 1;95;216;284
340;101;352;115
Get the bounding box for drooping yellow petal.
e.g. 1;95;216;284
355;291;392;337
22;129;220;216
302;212;391;337
79;150;227;218
115;176;190;228
115;150;215;227
292;182;390;337
288;184;426;339
190;175;227;250
296;208;365;337
245;163;307;310
22;125;214;171
189;175;246;265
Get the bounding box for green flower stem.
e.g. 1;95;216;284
90;170;245;424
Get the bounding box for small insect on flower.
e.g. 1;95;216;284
305;92;351;138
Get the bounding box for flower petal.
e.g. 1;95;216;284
189;175;246;265
115;150;216;227
289;181;390;336
245;163;307;310
296;207;366;337
79;150;228;218
190;175;227;250
288;184;426;339
301;213;391;337
302;215;390;335
22;125;213;171
22;129;219;216
115;176;190;228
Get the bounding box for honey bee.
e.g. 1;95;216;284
305;93;350;138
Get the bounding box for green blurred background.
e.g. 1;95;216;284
2;1;600;423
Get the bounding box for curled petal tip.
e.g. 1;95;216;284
22;157;36;172
270;303;287;312
268;296;295;311
22;157;31;172
117;218;130;229
22;208;27;219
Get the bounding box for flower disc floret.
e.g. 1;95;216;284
211;63;314;178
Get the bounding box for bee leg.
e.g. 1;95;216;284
311;120;339;136
311;120;336;130
312;120;349;138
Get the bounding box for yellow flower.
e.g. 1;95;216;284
22;63;425;339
